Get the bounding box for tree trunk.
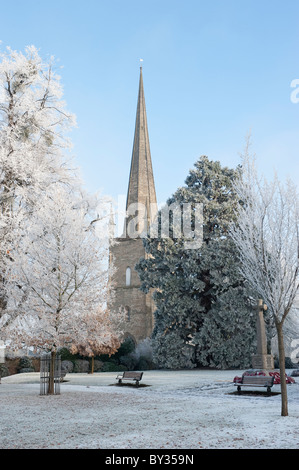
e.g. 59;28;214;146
276;323;288;417
48;350;56;395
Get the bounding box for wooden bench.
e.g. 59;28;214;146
235;375;274;395
116;371;143;387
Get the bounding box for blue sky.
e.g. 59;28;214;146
1;0;299;205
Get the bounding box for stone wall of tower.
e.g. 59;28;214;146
109;237;154;343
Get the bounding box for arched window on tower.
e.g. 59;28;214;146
126;267;131;286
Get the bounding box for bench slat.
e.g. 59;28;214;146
122;372;143;379
242;376;274;386
235;374;274;395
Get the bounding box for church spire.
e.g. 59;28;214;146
124;66;157;237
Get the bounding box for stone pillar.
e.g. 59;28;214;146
252;299;274;370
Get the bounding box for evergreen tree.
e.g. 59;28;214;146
136;156;258;369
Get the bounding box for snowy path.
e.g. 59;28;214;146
0;370;298;449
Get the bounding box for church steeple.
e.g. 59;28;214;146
108;65;157;343
124;66;157;237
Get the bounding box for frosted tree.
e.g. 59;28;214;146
0;45;122;393
1;184;122;392
230;142;299;416
137;157;258;369
70;307;123;374
0;45;76;317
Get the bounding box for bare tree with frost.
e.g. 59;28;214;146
0;46;123;393
0;45;76;317
1;184;122;392
230;141;299;416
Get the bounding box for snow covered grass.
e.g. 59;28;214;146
0;369;298;449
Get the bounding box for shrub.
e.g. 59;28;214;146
275;356;297;369
0;364;9;377
119;355;138;370
73;359;89;373
135;357;151;371
93;360;104;372
102;362;127;372
17;356;35;373
116;337;136;357
18;356;33;370
59;347;75;361
19;367;35;373
61;360;74;373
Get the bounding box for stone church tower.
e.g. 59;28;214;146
109;66;157;344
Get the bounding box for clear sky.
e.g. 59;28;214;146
1;0;299;205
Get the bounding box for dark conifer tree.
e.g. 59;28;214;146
137;156;258;369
